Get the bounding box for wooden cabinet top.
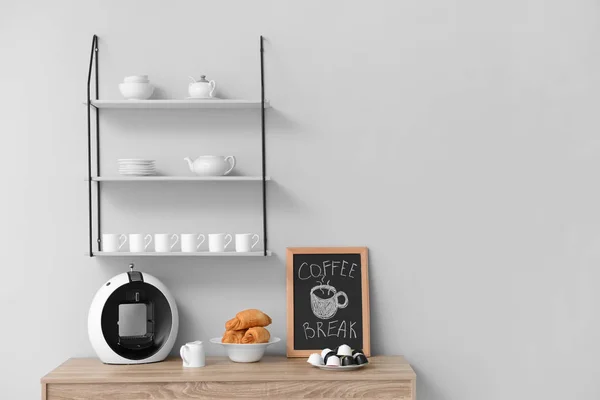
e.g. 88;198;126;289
42;356;415;384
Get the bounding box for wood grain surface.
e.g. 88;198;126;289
42;356;414;384
48;380;413;399
42;356;416;400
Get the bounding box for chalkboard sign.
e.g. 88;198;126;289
286;247;370;357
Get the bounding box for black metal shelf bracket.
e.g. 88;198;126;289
260;35;268;256
87;34;100;257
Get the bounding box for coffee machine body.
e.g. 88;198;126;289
88;266;179;364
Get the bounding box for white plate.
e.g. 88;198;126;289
118;159;155;162
186;97;221;100
118;164;155;166
314;363;368;371
118;163;155;165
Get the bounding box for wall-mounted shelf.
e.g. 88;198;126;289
91;251;272;257
90;176;271;182
89;99;270;109
86;35;270;257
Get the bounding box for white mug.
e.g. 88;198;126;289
154;234;179;252
181;233;206;252
180;340;205;368
208;233;232;252
102;234;127;252
235;233;260;252
129;234;152;253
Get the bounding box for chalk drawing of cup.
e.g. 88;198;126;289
310;284;349;320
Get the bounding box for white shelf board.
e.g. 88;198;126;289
90;176;271;182
91;251;272;257
89;99;270;109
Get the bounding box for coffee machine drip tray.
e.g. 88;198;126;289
118;334;154;350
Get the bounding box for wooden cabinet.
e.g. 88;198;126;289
41;356;416;399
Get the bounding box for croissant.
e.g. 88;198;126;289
241;326;270;344
221;329;247;344
225;309;272;331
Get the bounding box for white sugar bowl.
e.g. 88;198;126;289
189;75;216;98
119;75;154;100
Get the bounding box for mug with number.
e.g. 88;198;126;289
310;284;348;320
102;233;127;252
208;233;232;252
154;233;179;253
181;233;206;252
129;233;152;253
235;233;260;252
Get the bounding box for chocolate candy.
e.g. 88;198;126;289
353;353;369;365
352;348;364;356
341;356;356;366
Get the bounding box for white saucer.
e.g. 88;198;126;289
186;97;221;100
314;364;367;371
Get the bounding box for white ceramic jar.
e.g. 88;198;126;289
188;75;216;98
119;75;154;100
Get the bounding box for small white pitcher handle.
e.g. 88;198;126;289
170;234;179;249
224;234;233;249
224;156;236;175
144;234;153;250
196;234;206;249
209;80;216;97
251;234;260;249
118;234;128;250
180;345;189;365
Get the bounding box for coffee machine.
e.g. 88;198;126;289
88;264;179;364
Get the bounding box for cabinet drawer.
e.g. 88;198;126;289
47;380;414;399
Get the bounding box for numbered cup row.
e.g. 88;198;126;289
102;233;260;253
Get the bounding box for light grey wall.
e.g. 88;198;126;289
1;0;599;398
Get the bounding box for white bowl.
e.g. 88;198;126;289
118;82;154;100
124;75;149;83
210;337;280;363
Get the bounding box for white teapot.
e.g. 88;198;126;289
188;75;216;98
184;156;236;176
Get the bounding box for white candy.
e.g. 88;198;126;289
337;344;352;356
307;353;324;366
325;355;341;366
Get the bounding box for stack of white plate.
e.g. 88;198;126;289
118;159;156;176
